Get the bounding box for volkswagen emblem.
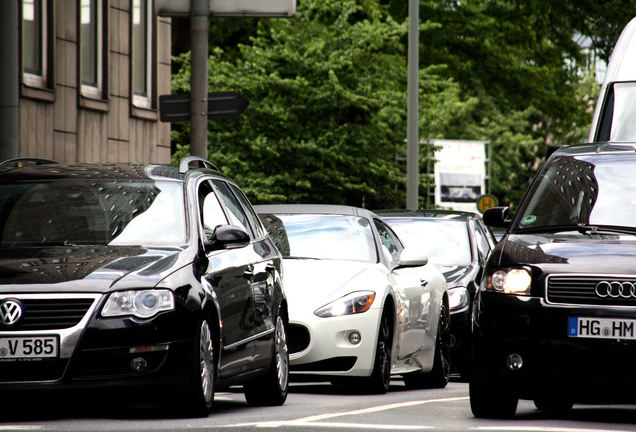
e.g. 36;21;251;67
595;281;636;299
0;299;23;326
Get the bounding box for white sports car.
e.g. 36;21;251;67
255;204;449;393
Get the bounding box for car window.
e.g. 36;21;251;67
259;213;377;262
229;184;266;238
199;180;228;240
385;218;471;266
0;179;187;247
373;219;402;267
212;180;254;238
472;219;492;263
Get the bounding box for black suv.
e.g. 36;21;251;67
471;143;636;417
0;157;288;416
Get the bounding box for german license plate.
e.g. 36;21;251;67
568;317;636;340
0;336;58;359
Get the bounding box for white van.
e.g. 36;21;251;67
589;16;636;142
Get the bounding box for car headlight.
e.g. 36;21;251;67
314;291;376;318
102;289;175;318
487;268;532;295
449;287;470;312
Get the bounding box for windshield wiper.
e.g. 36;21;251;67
576;223;636;236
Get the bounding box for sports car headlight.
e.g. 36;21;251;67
102;289;175;318
314;291;376;318
448;287;470;312
487;268;532;295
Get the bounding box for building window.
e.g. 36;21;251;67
132;0;153;109
22;0;50;88
80;0;104;99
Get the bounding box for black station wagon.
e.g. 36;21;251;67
0;157;288;416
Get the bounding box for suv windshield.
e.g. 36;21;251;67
514;153;636;232
260;213;378;262
0;179;186;247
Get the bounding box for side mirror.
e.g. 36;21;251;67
483;206;511;229
397;247;428;268
206;225;250;252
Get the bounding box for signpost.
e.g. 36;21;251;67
477;194;498;214
155;0;296;159
159;92;249;122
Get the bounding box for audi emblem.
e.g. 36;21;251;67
0;299;23;326
595;281;636;299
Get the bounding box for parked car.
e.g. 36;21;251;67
255;204;449;393
0;157;288;416
377;210;496;377
473;143;636;418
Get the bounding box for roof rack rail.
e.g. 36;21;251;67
178;156;220;174
0;158;59;168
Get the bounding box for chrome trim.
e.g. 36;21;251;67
0;293;102;385
223;328;275;351
544;273;636;309
0;293;101;359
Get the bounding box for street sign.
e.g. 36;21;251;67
476;194;498;214
159;92;249;122
155;0;296;17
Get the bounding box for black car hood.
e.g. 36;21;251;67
498;232;636;274
0;245;187;293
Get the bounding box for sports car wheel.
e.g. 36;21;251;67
363;309;392;394
403;299;450;389
177;317;216;417
244;313;289;406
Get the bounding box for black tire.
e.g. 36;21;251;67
470;380;518;418
534;396;574;412
244;314;289;406
177;317;216;417
403;299;451;389
362;309;393;394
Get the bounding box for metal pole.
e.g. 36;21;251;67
406;0;419;210
0;0;19;160
190;0;209;159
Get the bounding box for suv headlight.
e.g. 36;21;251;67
102;289;175;318
486;268;532;295
449;287;470;312
314;291;375;318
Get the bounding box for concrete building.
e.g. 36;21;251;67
0;0;172;164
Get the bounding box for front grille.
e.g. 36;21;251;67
290;356;357;372
546;275;636;306
287;323;310;354
0;298;96;331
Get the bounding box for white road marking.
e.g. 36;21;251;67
473;428;635;432
225;396;467;428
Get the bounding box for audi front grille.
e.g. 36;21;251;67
546;274;636;307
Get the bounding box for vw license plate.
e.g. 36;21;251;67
0;336;58;359
568;317;636;340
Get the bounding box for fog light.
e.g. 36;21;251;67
348;331;361;345
506;353;523;370
130;356;148;372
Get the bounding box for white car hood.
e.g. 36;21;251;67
281;259;378;317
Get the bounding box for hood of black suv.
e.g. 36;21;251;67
0;245;184;292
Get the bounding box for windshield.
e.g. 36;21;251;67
0;180;186;247
515;154;636;232
385;218;471;266
259;213;377;262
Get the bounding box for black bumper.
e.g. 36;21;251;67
472;291;636;402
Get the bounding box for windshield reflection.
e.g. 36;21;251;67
259;213;377;262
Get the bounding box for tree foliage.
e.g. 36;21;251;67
171;0;635;209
